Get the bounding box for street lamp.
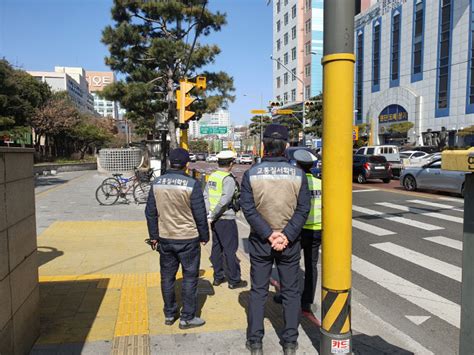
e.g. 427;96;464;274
270;55;308;146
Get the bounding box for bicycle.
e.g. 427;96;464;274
95;168;153;205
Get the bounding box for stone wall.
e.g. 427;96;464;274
0;148;39;354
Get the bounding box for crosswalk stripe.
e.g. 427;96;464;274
408;200;464;212
353;189;380;193
352;255;460;328
352;205;444;231
375;202;463;224
371;242;462;282
424;236;463;251
352;219;395;236
438;197;464;204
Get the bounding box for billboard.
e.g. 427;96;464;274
85;71;115;92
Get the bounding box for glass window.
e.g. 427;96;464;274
291;47;296;60
277;77;281;88
305;41;311;55
284;73;288;85
367;148;375;155
468;0;474;109
291;89;296;102
390;10;401;86
291;68;296;81
276;95;281;101
372;21;381;91
429;161;442;169
284;32;289;45
305;85;311;100
284;52;289;64
284;13;289;25
412;0;424;80
277;39;281;51
284;92;288;103
277;20;281;32
437;0;452;113
306;0;311;11
305;19;311;34
291;26;297;39
284;0;288;5
305;64;311;77
277;1;281;13
292;5;297;18
277;58;281;69
356;30;364;123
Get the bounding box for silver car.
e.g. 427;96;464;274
400;159;467;196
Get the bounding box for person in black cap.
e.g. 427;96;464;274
145;148;209;329
240;124;311;355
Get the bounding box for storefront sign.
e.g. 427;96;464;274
378;105;408;124
85;71;115;92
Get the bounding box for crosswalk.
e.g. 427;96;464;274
351;197;464;333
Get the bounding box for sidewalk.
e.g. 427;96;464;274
32;171;431;354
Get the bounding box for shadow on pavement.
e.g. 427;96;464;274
31;278;108;354
37;246;64;267
35;177;68;188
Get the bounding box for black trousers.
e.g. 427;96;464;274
247;234;301;344
210;219;241;284
300;230;321;308
158;240;200;321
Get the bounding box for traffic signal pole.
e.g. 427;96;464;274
321;1;355;354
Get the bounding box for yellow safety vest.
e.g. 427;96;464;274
304;173;322;231
208;170;231;212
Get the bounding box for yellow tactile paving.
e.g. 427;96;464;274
37;221;253;345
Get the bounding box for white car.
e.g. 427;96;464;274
402;152;441;168
189;153;197;162
400;151;429;160
206;154;218;163
240;154;253;164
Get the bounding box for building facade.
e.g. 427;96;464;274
189;109;231;139
272;0;323;105
85;71;119;119
355;0;474;147
28;67;95;114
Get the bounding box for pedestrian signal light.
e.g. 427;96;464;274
196;76;206;89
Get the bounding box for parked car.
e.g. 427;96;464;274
195;152;207;161
401;145;439;154
403;152;441;167
400;151;429;160
189;153;197;162
206;154;218;163
355;145;401;177
234;154;241;164
240;154;253;164
285;147;321;177
353;155;393;184
400;159;467;196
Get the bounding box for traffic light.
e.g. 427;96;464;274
269;101;283;107
304;100;316;108
177;80;196;125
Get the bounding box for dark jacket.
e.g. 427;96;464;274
240;156;311;242
145;169;209;244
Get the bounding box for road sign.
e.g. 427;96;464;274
251;109;267;114
353;126;359;141
276;109;293;115
200;126;228;135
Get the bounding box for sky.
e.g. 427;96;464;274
0;0;273;125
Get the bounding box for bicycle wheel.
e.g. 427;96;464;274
133;182;151;204
102;177;121;188
96;183;120;205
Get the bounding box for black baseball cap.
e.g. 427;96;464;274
263;124;289;141
169;148;190;165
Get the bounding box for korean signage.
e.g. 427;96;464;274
378;105;408;124
85;71;115;92
200;126;228;135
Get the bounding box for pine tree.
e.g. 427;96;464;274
101;0;235;148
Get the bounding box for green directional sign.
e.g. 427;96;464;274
200;126;228;134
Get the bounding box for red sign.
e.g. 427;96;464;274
331;339;350;354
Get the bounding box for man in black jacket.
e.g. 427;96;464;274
145;148;209;329
241;124;311;355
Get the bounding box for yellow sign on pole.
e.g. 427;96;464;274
352;126;359;141
276;109;293;115
251;109;267;114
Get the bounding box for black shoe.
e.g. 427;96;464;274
228;280;248;289
273;294;283;304
164;315;178;326
246;340;263;355
282;342;298;355
213;278;226;286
